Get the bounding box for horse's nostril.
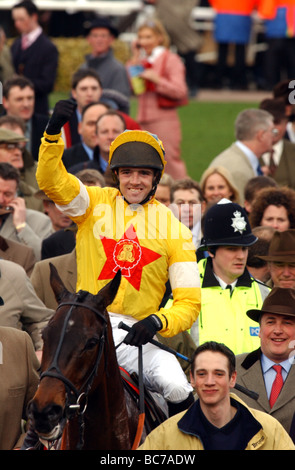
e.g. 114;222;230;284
29;402;64;434
47;404;64;423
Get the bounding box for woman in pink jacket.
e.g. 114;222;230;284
128;19;188;180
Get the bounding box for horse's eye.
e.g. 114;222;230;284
84;337;99;351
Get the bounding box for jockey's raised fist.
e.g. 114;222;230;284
46;98;77;135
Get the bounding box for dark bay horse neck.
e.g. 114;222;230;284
61;321;134;450
28;265;138;450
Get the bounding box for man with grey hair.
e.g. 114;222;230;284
208;109;276;204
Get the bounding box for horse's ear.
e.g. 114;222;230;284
49;262;69;303
97;270;121;307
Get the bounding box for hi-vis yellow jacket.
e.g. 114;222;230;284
193;258;270;354
36;132;201;337
165;257;270;353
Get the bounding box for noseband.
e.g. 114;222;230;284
40;299;108;448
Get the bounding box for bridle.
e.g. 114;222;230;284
40;299;109;449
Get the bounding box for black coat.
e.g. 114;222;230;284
41;229;76;260
62;143;91;170
62;144;104;175
11;33;58;115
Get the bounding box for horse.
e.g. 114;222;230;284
28;264;165;450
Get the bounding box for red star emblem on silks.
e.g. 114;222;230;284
98;224;161;291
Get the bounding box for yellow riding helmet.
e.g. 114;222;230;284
109;130;166;178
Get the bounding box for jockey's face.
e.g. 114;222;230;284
118;167;154;204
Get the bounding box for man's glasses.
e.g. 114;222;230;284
0;142;26;151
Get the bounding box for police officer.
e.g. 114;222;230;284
190;198;270;354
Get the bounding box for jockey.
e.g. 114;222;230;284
36;99;201;416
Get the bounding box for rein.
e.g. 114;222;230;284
131;345;145;450
40;300;108;450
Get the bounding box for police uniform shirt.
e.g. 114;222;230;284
213;273;237;294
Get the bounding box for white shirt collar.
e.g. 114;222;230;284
22;26;42;47
287;121;295;143
191;221;202;249
147;46;166;64
261;139;283;166
236;140;259;174
213;274;237;290
261;353;292;375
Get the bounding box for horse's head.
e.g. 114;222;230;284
28;263;121;444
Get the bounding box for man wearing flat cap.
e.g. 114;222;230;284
0;127;42;212
258;229;295;289
235;287;295;440
0;128;28;180
80;16;131;98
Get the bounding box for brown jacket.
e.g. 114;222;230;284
0;259;53;350
0;236;36;276
236;348;295;435
0;327;39;449
260;139;295;190
30;249;77;310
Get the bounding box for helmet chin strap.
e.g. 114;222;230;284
136;181;158;206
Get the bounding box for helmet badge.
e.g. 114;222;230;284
231;211;247;234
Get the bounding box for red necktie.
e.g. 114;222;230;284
269;365;283;408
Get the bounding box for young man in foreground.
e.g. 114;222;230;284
139;341;295;450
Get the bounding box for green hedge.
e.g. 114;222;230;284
51;37;131;92
8;36;131;93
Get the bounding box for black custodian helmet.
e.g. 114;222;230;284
199;199;257;249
